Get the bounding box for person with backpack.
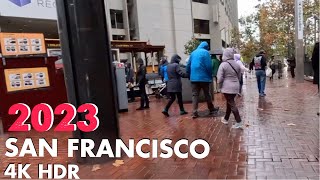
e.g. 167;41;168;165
162;54;189;117
250;50;268;97
217;48;243;129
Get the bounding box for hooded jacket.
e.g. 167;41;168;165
217;48;241;94
212;55;221;77
160;60;169;82
186;42;213;83
166;54;189;92
234;54;249;74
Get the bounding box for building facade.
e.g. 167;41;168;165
105;0;239;62
0;0;238;63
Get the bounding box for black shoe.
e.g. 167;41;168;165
210;107;220;114
180;111;188;115
162;111;170;117
136;107;144;111
144;106;150;109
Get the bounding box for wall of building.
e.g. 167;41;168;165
134;0;193;62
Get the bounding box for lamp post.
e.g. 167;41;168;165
295;0;305;83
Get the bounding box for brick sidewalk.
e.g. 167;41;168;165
0;76;319;179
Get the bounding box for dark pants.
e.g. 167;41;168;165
139;84;149;108
224;94;242;123
165;92;185;111
128;87;135;101
271;69;276;80
191;82;214;114
290;67;295;78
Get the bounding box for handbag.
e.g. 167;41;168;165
266;67;272;77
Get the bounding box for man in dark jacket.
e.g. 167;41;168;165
250;50;267;97
125;63;135;102
288;56;296;78
162;54;189;117
136;58;149;110
187;42;219;118
312;42;319;91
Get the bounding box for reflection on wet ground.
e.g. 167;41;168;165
0;75;319;179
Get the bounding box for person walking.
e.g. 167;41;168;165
288;56;296;78
277;60;283;79
212;53;222;93
269;57;276;80
218;48;243;129
125;63;135;102
136;58;149;110
234;53;249;95
159;57;169;82
187;41;219;119
250;50;267;97
162;54;189;117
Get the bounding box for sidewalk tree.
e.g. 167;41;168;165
239;0;319;59
184;37;201;55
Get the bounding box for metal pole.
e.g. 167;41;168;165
56;0;120;164
295;0;305;83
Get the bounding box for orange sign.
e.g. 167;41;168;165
0;33;46;56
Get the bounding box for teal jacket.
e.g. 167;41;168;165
212;56;221;77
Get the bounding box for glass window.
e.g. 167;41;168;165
194;19;210;34
110;9;124;29
192;0;208;4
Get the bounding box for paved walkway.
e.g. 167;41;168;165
0;73;319;179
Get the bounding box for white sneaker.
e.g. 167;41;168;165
221;118;229;125
232;122;244;129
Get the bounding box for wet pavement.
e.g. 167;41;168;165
0;72;319;179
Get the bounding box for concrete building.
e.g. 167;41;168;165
125;0;239;61
0;0;239;63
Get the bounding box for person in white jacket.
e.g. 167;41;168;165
234;54;249;95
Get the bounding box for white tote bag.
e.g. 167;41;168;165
266;67;272;77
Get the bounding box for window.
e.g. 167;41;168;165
194;19;210;34
192;0;208;4
113;35;125;40
110;9;124;29
197;39;211;50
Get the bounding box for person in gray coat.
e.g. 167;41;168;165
217;48;243;129
162;54;189;117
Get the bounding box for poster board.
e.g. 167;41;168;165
0;33;46;56
4;67;50;92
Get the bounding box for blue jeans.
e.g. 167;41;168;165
256;70;266;95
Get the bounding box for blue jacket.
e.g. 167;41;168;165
160;64;169;82
186;42;213;83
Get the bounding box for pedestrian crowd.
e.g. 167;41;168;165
125;41;320;127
